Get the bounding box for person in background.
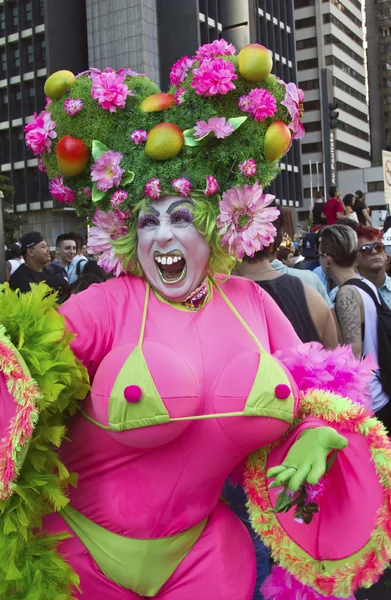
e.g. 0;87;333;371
318;225;390;430
321;186;345;225
9;232;68;300
294;233;319;271
67;232;88;284
51;233;77;283
5;243;24;281
353;190;372;226
382;215;391;260
343;194;359;223
69;260;108;294
310;190;326;232
276;246;294;268
356;225;391;311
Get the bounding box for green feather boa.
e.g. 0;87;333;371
0;283;90;599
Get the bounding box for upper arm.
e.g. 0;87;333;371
335;286;363;357
5;262;11;281
303;283;339;349
336;211;345;220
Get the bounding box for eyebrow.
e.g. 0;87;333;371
167;200;194;214
144;206;160;217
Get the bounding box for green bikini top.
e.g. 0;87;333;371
81;278;295;431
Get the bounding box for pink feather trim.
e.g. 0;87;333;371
274;343;376;409
261;565;355;600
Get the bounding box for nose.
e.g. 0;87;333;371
154;223;173;247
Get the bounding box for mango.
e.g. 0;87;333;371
44;70;76;100
238;44;273;82
263;121;291;162
145;123;184;160
56;136;89;176
140;93;175;113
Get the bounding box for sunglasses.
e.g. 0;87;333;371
359;242;385;256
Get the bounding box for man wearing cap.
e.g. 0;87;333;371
294;233;319;271
9;231;69;300
353;190;372;226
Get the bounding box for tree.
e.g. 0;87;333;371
0;175;26;243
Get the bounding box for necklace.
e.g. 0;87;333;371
182;276;209;311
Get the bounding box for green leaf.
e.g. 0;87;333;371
91;140;109;161
326;450;339;473
92;182;106;203
183;128;200;147
122;171;135;186
227;116;248;130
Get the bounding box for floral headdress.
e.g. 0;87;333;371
26;40;304;275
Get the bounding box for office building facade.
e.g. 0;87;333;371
294;0;371;210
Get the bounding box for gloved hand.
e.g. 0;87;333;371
267;427;348;491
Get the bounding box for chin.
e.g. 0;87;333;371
153;280;195;302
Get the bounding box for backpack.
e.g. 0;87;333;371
341;279;391;397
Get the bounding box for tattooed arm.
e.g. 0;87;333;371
335;286;363;357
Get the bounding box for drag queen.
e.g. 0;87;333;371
0;39;390;600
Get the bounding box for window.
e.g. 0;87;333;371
27;84;35;113
25;2;32;25
338;99;368;123
0;130;10;163
297;57;318;71
336;162;359;172
27;43;33;66
295;0;315;7
324;0;362;12
295;17;316;30
10;87;22;119
325;55;365;86
303;162;323;175
337;120;369;142
0;9;5;34
296;37;317;50
12;46;20;69
40;39;46;61
336;140;370;161
301;142;323;154
304;121;321;132
367;181;385;193
300;78;319;90
324;34;364;65
322;0;362;30
333;76;366;104
323;14;362;47
0;90;8;122
12;7;18;28
304;99;320;112
0;49;6;77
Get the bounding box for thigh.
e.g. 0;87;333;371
43;512;142;600
157;502;256;600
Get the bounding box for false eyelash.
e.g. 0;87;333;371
137;214;159;228
171;209;193;223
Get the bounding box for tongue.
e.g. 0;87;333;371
162;258;185;274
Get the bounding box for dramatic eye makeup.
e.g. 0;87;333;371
170;208;193;225
137;213;160;229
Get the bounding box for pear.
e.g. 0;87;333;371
238;44;273;82
145;123;184;160
44;70;76;100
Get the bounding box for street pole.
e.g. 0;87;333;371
0;191;6;283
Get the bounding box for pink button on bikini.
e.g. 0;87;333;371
274;384;291;400
124;385;142;403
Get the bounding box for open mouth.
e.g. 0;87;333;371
154;251;187;284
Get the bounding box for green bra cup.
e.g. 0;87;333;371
82;278;295;431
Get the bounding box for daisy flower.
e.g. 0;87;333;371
49;176;76;203
24;111;56;155
194;116;234;139
91;150;125;192
87;210;128;276
191;58;237;97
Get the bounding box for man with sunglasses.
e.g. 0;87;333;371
356;226;391;310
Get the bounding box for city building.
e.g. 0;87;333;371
294;0;371;215
158;0;302;216
0;0;88;244
366;0;391;164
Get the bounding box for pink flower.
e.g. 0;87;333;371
45;97;52;108
38;157;46;173
64;98;84;116
130;129;148;144
217;182;279;259
49;176;76;204
174;88;187;105
238;88;277;121
239;159;257;178
115;209;131;221
169;56;196;86
145;178;161;199
91;150;125;192
205;176;219;197
194;116;234;139
81;187;92;198
87;210;128;276
196;39;236;60
305;478;328;504
24;111;57;156
110;190;129;209
91;70;133;112
191;58;237;97
281;82;305;140
172;178;191;197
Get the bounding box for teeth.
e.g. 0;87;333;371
161;257;167;265
173;256;179;263
167;256;173;265
154;253;184;264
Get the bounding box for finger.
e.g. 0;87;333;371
287;465;311;492
331;433;348;450
269;467;298;489
267;466;289;479
307;459;326;485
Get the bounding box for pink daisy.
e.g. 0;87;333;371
87;210;128;276
24;111;57;156
38;157;46;173
115;209;132;221
196;39;236;60
194;116;234;139
49;176;76;204
81;187;92;198
281;82;305;140
169;56;196;87
216;182;279;259
91;70;133;112
110;190;129;210
91;150;125;192
238;88;277;121
205;176;219;197
64;98;84;116
145;178;161;199
239;159;257;178
191;58;237;97
174;88;187;105
130;129;148;144
172;178;191;197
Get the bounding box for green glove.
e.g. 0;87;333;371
267;427;348;492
